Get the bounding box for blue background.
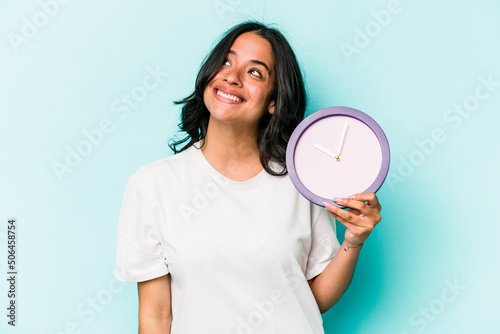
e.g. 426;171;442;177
1;0;499;333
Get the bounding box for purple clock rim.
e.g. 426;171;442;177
286;106;391;207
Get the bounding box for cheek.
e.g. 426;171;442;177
202;91;213;113
255;78;274;101
203;84;214;103
248;85;270;104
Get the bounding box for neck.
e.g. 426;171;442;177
200;116;263;181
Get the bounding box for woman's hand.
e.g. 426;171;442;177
309;193;382;312
324;193;382;248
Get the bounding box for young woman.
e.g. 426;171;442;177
115;21;382;334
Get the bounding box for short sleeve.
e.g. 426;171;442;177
114;176;169;282
305;205;341;280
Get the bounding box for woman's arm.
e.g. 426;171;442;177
308;193;382;313
138;275;172;333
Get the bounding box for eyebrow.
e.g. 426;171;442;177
228;50;272;75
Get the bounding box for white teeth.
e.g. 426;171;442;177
217;89;242;102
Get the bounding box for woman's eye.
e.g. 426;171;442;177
250;69;262;77
223;59;230;66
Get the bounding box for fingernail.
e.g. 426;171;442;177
334;197;343;204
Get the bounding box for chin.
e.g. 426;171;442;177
208;108;237;123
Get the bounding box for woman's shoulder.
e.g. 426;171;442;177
128;145;199;185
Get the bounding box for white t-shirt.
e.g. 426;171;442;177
114;143;340;334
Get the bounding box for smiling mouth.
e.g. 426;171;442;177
215;89;244;102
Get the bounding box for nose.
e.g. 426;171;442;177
223;66;242;86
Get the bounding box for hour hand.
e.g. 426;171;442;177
314;144;336;159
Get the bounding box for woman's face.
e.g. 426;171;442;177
203;32;276;129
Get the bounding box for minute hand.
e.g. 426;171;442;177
335;122;348;161
314;144;336;159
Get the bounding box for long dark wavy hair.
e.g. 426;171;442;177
169;21;307;176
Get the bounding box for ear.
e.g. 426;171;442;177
268;101;275;115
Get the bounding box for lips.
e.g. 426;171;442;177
214;88;245;103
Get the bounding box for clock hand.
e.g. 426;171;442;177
335;122;348;162
314;144;336;159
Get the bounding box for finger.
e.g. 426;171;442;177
326;199;381;227
333;197;380;223
326;209;364;235
326;207;375;243
347;193;381;211
348;208;362;216
333;197;368;214
324;202;363;227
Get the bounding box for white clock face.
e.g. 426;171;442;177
294;115;383;199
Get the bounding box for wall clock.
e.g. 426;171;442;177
286;106;390;207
